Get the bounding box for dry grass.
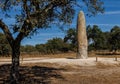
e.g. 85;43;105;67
23;62;120;84
1;62;120;84
1;52;120;84
96;61;117;69
20;52;76;58
0;51;120;59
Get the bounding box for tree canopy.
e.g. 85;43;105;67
0;0;104;45
87;25;105;50
64;25;120;52
108;26;120;52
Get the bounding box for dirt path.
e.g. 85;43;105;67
0;57;120;66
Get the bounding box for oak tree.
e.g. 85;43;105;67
108;26;120;53
87;25;105;50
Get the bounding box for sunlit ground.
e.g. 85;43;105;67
0;52;120;84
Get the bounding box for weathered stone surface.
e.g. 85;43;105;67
76;11;88;59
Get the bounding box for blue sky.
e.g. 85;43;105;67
1;0;120;46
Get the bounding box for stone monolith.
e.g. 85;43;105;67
76;11;88;59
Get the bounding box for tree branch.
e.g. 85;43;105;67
15;0;71;43
15;1;54;43
15;19;32;43
0;19;14;46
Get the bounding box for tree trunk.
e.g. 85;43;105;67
10;43;20;84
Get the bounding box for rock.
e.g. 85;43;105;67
76;11;88;59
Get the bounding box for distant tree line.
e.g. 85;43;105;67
87;25;120;53
21;38;70;54
0;25;120;56
20;25;120;54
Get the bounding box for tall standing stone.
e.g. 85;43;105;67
76;11;88;59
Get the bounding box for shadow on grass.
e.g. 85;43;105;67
66;57;76;59
0;64;64;84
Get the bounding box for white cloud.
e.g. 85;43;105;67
86;23;120;32
105;11;120;15
88;23;120;26
100;11;120;15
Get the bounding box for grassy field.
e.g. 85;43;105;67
0;52;120;84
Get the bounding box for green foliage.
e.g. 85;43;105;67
20;37;70;54
0;0;76;36
83;0;104;16
87;25;120;51
108;26;120;52
20;25;120;53
0;0;104;39
35;44;47;54
87;25;105;50
23;45;36;53
20;38;70;54
0;33;10;56
64;28;77;44
46;38;69;54
64;25;120;52
64;28;77;51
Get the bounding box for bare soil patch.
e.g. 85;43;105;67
0;52;120;84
